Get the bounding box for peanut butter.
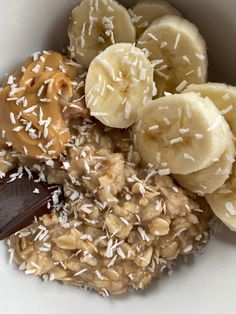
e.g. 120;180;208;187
0;135;7;149
0;51;77;159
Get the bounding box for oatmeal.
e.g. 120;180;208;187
7;117;212;295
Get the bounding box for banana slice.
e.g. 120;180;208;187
85;43;154;128
135;92;229;175
206;166;236;231
206;192;236;231
130;0;181;38
137;15;207;97
175;139;235;195
185;83;236;136
68;0;136;68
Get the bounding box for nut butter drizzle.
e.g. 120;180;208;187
0;51;77;159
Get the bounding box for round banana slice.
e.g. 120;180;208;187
206;191;236;231
130;0;181;38
206;166;236;231
175;139;235;195
185;83;236;136
68;0;136;68
85;43;154;128
135;92;230;175
137;15;207;97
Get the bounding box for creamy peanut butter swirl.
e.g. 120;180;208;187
0;51;77;159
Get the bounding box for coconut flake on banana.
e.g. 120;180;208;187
129;0;181;38
185;83;236;136
68;0;136;68
137;15;208;97
135;92;230;175
85;43;154;128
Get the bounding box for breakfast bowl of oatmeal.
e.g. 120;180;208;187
0;0;236;313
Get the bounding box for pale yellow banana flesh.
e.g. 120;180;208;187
175;140;235;195
185;83;236;136
206;187;236;232
68;0;136;68
194;83;236;230
135;92;230;175
130;0;181;38
85;43;154;128
137;15;208;97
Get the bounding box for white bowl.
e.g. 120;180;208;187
0;1;236;313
